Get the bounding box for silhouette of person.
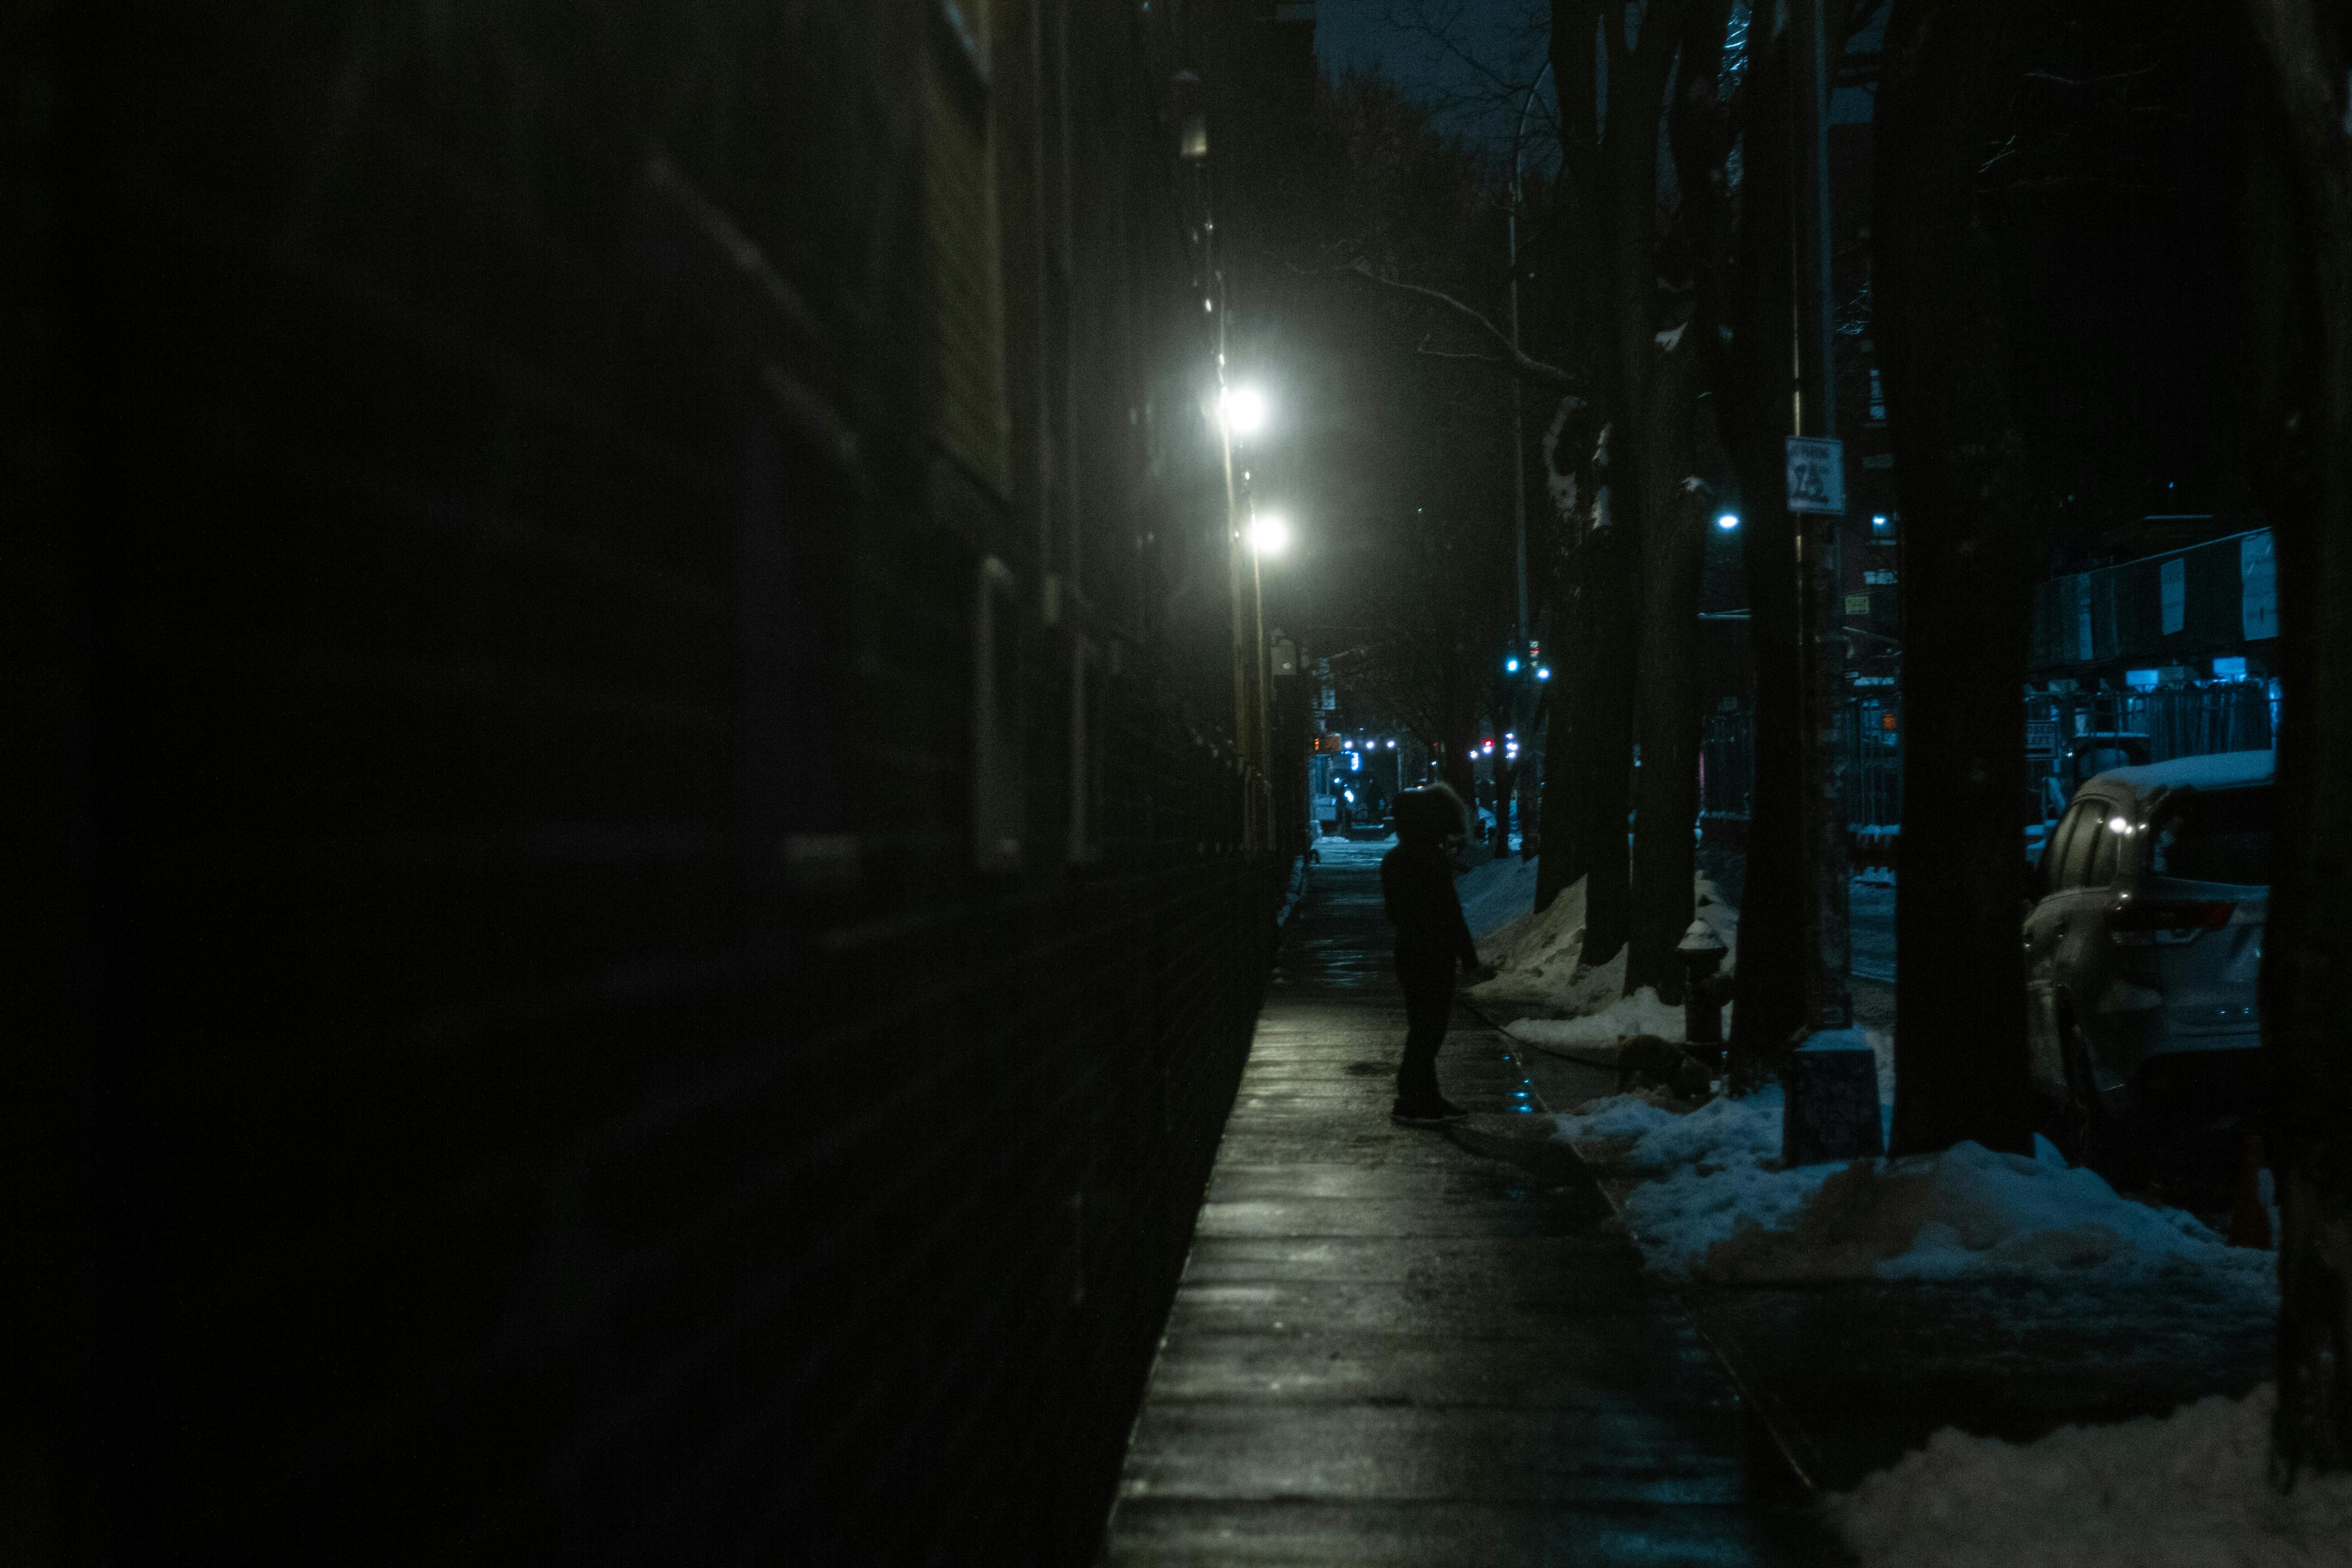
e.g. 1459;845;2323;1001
1380;784;1494;1125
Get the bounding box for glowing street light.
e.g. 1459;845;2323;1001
1220;385;1267;436
1535;666;1552;681
1247;511;1289;556
1716;512;1741;531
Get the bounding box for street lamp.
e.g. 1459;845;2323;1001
1716;512;1741;531
1247;511;1289;557
1220;385;1267;436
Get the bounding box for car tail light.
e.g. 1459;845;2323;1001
2108;898;2235;944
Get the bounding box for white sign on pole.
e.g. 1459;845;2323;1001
1785;436;1846;515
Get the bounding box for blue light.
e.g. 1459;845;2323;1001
1715;512;1740;531
1505;657;1520;673
2124;668;2161;691
1535;666;1552;681
2213;657;2248;679
1348;751;1361;772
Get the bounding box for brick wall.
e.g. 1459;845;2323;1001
37;2;1281;1561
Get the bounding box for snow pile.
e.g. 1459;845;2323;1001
1556;1085;1842;1273
1552;1049;2273;1302
1469;875;1590;1000
1828;1383;2352;1568
1705;1136;2276;1296
1506;986;1693;1056
1471;872;1737;1014
1455;852;1539;939
1555;1091;1685;1143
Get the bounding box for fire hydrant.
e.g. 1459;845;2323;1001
1678;918;1730;1051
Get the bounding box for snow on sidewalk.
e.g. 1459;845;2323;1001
1554;1062;2303;1562
1827;1382;2352;1568
1552;1080;2274;1303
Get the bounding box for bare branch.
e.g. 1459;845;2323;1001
1416;332;1510;366
1342;259;1578;391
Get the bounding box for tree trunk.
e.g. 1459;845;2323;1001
1622;1;1733;1003
1721;80;1812;1081
1875;0;2036;1158
1518;750;1541;861
2242;0;2352;1477
1625;349;1709;1001
1489;713;1518;852
1534;0;1697;953
1575;507;1638;960
1440;705;1479;813
1656;3;1808;1083
1537;532;1593;911
1592;0;1698;973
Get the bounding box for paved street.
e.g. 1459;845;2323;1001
1102;842;1828;1566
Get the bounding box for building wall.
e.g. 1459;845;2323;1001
36;2;1278;1561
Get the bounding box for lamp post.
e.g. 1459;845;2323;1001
1248;507;1287;857
1220;382;1276;854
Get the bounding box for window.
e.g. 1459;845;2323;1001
2151;786;2273;887
2088;812;2122;887
1066;637;1104;865
2043;804;2082;890
974;558;1023;870
2055;803;2102;890
925;4;1009;491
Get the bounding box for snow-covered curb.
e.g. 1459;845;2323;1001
1828;1383;2352;1568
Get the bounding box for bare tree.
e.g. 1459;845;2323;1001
1265;75;1524;805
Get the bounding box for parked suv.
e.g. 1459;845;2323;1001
2022;750;2273;1194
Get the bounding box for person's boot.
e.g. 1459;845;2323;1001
1391;1093;1465;1127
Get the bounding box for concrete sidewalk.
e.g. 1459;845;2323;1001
1101;841;1828;1566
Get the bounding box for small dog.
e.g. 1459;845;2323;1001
1614;1034;1713;1102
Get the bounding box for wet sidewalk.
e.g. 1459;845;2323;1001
1100;842;1827;1566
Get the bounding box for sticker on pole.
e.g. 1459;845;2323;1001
1785;436;1846;515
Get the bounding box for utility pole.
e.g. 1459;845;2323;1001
1251;507;1274;853
1216;307;1258;852
1791;0;1852;1033
1178;70;1264;855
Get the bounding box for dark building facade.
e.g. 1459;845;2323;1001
18;2;1299;1562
